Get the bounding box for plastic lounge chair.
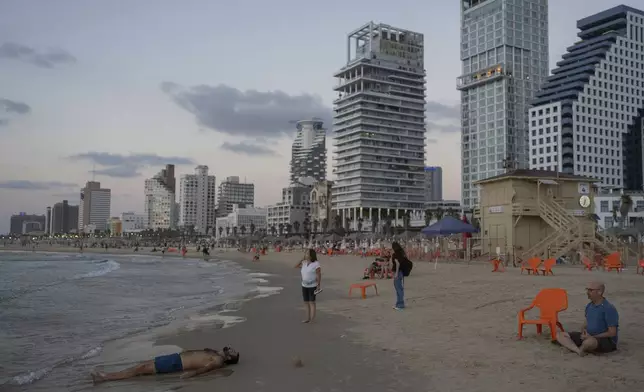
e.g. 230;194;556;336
518;288;568;341
582;257;596;271
521;257;541;275
490;259;505;272
604;252;623;273
637;260;644;275
540;258;556;276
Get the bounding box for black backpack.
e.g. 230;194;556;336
399;257;413;277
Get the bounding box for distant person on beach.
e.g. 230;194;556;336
295;248;321;323
556;281;619;356
391;241;412;311
91;347;239;383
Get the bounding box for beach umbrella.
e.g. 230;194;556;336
421;216;478;236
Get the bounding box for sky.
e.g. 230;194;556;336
0;0;639;234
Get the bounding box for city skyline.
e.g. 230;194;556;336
0;0;638;233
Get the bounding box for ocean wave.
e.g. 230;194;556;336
9;366;53;386
74;260;120;279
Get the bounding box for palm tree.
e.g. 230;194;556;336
344;216;351;231
250;223;256;236
424;209;433;227
240;225;246;236
371;212;379;233
435;207;444;221
322;218;329;233
293;221;301;234
312;220;319;233
232;226;238;236
357;218;363;232
218;227;223;237
285;223;292;236
384;215;393;236
278;223;284;236
620;194;633;228
612;207;618;228
225;226;230;236
333;215;342;230
403;211;411;230
270;225;277;236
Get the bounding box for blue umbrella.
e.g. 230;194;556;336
421;216;478;236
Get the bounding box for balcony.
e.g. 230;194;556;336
456;63;506;91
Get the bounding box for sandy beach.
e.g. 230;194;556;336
4;245;644;391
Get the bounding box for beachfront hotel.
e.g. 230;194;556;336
528;5;644;190
215;176;254;218
331;22;427;231
424;166;443;202
179;165;216;234
78;181;111;233
144;164;176;230
458;0;550;208
290;118;327;184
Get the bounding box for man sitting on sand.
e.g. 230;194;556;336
91;347;239;383
556;281;619;356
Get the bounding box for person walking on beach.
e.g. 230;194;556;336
556;281;619;356
91;347;240;384
391;241;412;311
295;248;321;323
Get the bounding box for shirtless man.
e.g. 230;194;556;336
91;347;239;383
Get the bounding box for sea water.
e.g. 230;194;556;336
0;252;277;391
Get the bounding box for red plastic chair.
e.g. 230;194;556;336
637;260;644;275
518;288;568;341
540;258;556;276
520;257;541;275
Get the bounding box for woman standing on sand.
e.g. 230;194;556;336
391;241;407;310
295;249;322;323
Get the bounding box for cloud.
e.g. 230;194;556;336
0;119;8;127
161;82;332;138
427;121;460;133
0;42;76;69
0;99;31;115
0;180;77;190
220;141;279;157
67;152;196;178
426;101;459;120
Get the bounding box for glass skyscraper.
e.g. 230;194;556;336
458;0;549;208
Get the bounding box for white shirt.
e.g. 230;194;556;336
300;261;320;288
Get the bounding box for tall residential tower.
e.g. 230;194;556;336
215;176;254;217
179;165;217;234
528;5;644;190
78;181;111;232
459;0;549;207
332;22;427;229
145;164;176;230
290;119;327;184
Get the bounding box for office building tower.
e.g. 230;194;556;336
9;213;46;235
332;22;427;228
529;5;644;190
179;165;217;234
45;207;51;235
216;176;254;217
424;166;443;202
79;181;111;232
51;200;79;234
459;0;549;207
145;164;177;230
290;119;327;184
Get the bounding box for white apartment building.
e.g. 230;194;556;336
332;22;427;227
594;190;644;230
216;176;254;217
529;5;644;191
291;119;327;184
310;180;334;229
267;185;310;232
121;212;148;233
145;164;176;230
78;181;111;232
179;165;216;234
215;204;267;239
459;0;550;208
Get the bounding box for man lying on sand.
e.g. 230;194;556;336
91;347;239;383
556;281;619;356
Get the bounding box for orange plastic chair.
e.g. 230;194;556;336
490;259;505;272
349;282;378;299
518;288;568;341
582;257;596;271
521;257;541;275
637;260;644;275
604;252;623;273
540;258;556;276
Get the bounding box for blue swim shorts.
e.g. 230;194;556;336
154;353;183;374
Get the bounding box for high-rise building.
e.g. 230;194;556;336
45;207;51;235
424;166;443;202
216;176;254;217
528;5;644;190
179;165;217;234
51;200;79;234
290;119;327;184
458;0;549;208
332;22;427;228
9;213;46;235
78;181;111;232
121;212;148;233
145;164;177;230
